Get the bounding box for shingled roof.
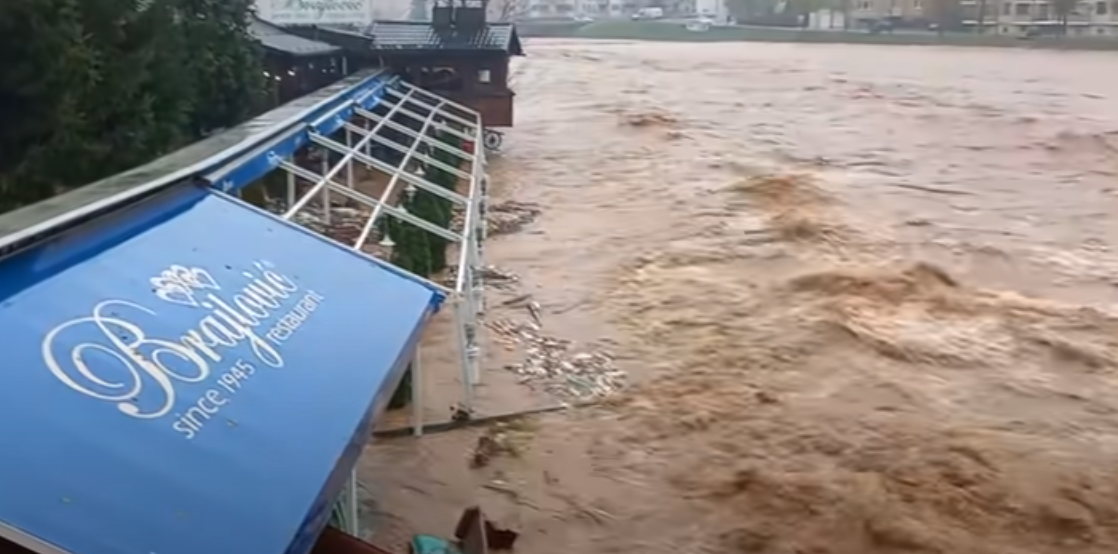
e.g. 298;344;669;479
365;21;524;54
250;17;341;57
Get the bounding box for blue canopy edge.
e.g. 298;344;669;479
0;183;444;554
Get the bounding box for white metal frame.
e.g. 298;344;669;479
273;81;490;438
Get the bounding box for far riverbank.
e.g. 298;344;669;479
517;20;1118;51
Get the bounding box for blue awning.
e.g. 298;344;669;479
0;185;443;554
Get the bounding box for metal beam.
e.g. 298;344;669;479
397;81;485;125
309;133;469;206
343;120;471;180
281;88;419;220
385;85;480;126
278;161;461;244
344;115;473;179
374;99;478;146
363;100;446;243
354;106;476;163
379;91;479;142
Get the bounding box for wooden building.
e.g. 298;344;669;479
250;17;350;106
365;14;524;129
282;2;524;149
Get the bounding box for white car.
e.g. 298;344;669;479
631;7;665;19
685;17;713;31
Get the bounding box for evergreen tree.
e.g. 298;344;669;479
0;0;264;213
0;0;97;212
386;133;466;410
76;0;193;170
382;196;434;411
176;0;265;135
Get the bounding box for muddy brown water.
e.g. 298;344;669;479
360;40;1118;554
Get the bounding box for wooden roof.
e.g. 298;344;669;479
365;21;524;55
250;17;341;57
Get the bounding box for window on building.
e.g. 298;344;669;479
1097;1;1108;14
1003;2;1011;14
914;0;923;8
477;69;492;84
1039;3;1049;17
859;0;870;9
1014;2;1029;15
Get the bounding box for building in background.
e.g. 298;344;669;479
982;0;1118;36
850;0;929;27
504;0;694;19
695;0;729;19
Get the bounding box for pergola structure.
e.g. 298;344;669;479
202;76;491;430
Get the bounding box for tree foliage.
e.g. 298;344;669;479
177;0;264;136
0;0;264;213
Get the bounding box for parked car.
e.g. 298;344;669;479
631;7;665;20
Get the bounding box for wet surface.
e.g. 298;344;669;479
362;40;1118;554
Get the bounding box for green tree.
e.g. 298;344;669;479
381;194;433;411
0;0;91;211
0;0;264;214
417;136;465;275
176;0;265;135
0;0;189;212
77;0;194;170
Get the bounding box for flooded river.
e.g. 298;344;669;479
366;40;1118;554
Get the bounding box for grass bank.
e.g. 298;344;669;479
516;20;1118;51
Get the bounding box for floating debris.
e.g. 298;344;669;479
469;421;534;468
487;319;626;400
487;201;541;236
526;300;542;327
449;200;538;236
444;265;521;290
480;266;520;289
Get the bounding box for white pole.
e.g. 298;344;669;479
321;153;332;225
453;299;474;413
412;346;423;437
346;128;355;190
286;170;296;208
346;469;358;535
467;238;482;386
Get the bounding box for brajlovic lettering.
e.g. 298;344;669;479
281;0;364;11
40;260;325;439
270;0;366;20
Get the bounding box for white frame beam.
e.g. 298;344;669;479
267;81;489;435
